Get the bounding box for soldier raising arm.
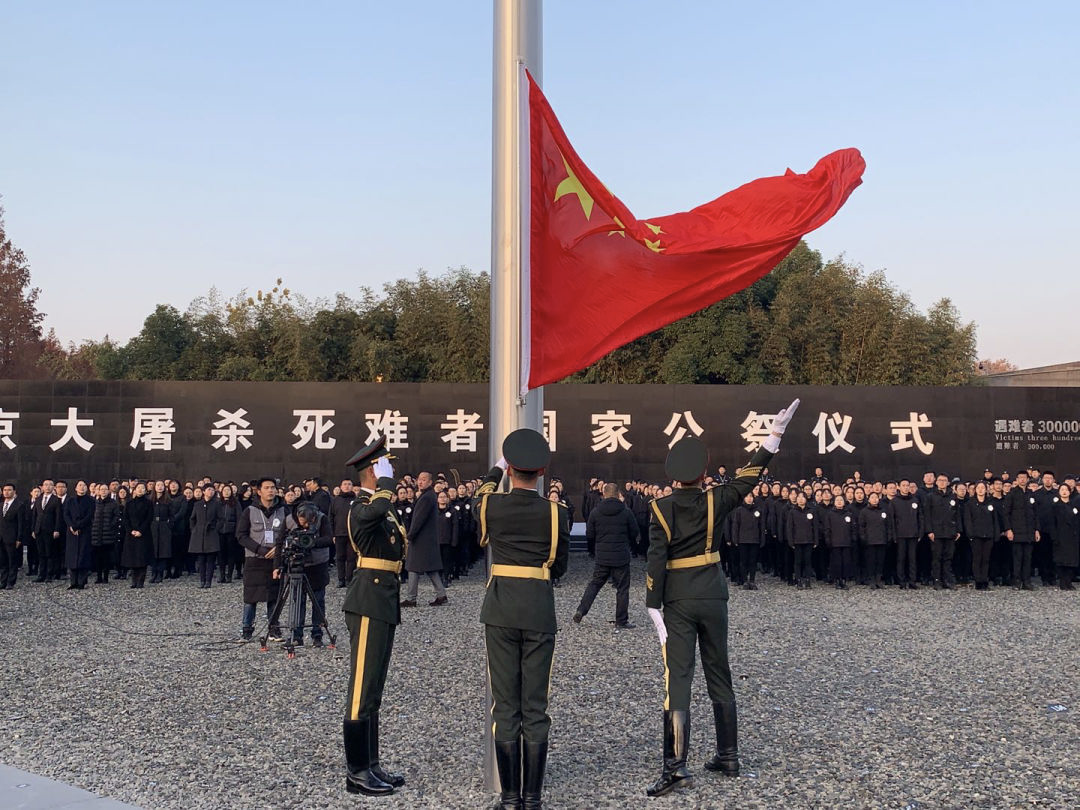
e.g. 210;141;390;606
341;436;408;797
644;399;799;798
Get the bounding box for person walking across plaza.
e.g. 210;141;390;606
573;482;638;627
474;429;569;810
645;399;799;798
401;471;447;607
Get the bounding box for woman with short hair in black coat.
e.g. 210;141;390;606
785;493;820;590
149;481;172;583
168;485;193;579
120;483;153;588
1051;484;1079;590
218;484;240;583
964;481;1003;591
729;492;765;590
62;481;95;590
823;495;856;590
857;492;893;589
189;486;223;589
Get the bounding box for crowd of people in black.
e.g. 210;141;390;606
1;463;1076;640
598;465;1080;593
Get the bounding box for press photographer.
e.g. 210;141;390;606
273;501;333;647
236;478;286;641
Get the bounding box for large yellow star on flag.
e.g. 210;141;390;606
553;155;594;220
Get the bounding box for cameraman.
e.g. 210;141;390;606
274;502;333;647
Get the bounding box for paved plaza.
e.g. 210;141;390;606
3;559;1078;809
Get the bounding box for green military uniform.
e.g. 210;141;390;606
341;437;408;797
343;482;407;722
475;428;570;810
645;438;774;796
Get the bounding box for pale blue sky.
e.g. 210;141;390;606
2;1;1077;368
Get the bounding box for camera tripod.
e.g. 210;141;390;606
261;561;338;659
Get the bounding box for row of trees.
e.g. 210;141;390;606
3;201;986;385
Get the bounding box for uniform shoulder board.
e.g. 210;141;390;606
555;501;569;512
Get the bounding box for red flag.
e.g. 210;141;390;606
525;71;865;391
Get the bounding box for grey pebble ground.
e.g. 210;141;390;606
3;558;1079;810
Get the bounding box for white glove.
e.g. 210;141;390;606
372;457;394;480
762;398;800;453
647;607;667;646
495;456;508;471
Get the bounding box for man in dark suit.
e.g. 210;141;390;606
401;471;446;607
34;479;64;582
474;429;570;810
645;399;799;798
341;436;407;796
1;483;28;588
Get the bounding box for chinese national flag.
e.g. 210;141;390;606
525;71;865;390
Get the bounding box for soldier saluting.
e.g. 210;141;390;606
341;435;408;796
645;399;799;798
474;428;570;810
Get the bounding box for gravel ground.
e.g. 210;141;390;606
2;558;1079;810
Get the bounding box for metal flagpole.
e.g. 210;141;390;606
487;0;542;792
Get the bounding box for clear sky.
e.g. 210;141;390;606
2;1;1077;369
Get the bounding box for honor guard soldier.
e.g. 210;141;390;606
645;399;799;798
474;428;570;810
341;435;408;796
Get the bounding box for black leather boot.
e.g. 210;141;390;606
344;718;394;795
704;700;739;776
369;711;405;787
646;710;693;797
494;738;523;809
522;739;548;810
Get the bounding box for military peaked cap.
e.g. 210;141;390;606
502;428;551;473
666;436;708;483
344;434;392;470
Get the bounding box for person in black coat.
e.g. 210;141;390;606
891;480;924;589
402;473;446;607
218;485;240;583
1003;471;1040;589
573;483;638;626
823;496;856;589
926;475;961;590
62;482;95;589
149;483;173;583
33;480;63;582
1051;484;1079;590
786;493;819;589
450;487;473;579
90;484;120;584
120;484;153;588
964;482;1002;590
728;493;765;590
189;488;223;589
858;492;894;588
168;487;193;579
331;481;357;588
0;484;28;589
435;490;459;586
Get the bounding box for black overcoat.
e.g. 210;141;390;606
1052;500;1080;568
150;498;173;558
120;496;153;568
63;494;95;569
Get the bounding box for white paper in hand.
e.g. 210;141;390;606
648;607;668;646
